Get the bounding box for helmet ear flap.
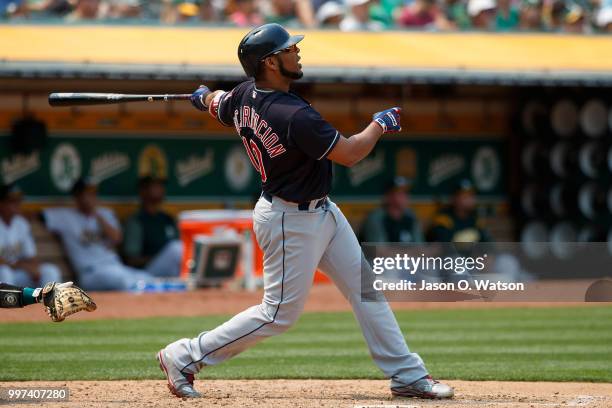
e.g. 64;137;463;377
253;60;265;80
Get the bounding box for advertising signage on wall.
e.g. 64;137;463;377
0;135;505;200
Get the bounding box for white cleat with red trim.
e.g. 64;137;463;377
157;349;202;398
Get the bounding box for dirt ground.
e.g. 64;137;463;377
2;285;611;407
1;380;611;408
0;283;605;323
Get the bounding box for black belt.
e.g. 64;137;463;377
261;191;326;211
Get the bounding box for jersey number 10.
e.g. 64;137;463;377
241;136;267;182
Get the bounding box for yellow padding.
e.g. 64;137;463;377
1;26;612;71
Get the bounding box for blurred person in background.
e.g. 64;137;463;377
519;0;545;30
543;0;568;31
0;184;62;287
440;0;472;29
467;0;496;29
260;0;316;28
340;0;383;31
175;0;199;22
495;0;519;29
107;0;142;18
160;0;214;23
428;179;491;243
197;0;215;20
397;0;446;29
563;4;588;32
6;0;73;19
42;178;173;291
596;5;612;31
157;0;181;23
3;0;27;18
427;180;531;282
122;176;183;278
315;0;344;27
227;0;263;26
369;0;402;28
64;0;108;21
1;0;30;19
132;0;165;20
359;177;424;243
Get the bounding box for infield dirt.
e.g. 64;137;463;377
2;379;612;407
0;283;603;323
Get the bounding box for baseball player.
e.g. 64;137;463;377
157;23;453;400
1;281;97;322
0;184;62;287
359;176;425;244
428;179;492;243
122;176;183;277
42;178;175;291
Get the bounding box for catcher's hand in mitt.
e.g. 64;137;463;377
39;281;97;322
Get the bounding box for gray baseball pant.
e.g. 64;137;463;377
164;196;428;388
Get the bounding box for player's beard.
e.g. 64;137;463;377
278;58;303;80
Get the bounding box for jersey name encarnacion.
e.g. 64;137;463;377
233;106;287;158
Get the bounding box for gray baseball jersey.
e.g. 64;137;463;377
162;83;429;388
42;208;178;291
0;215;36;263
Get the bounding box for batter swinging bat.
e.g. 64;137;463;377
48;93;192;107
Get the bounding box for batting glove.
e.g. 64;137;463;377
190;85;212;111
373;107;402;133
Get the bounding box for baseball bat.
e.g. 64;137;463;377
48;92;192;107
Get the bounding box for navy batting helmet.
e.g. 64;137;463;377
238;23;304;78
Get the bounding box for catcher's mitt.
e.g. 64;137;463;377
40;281;97;322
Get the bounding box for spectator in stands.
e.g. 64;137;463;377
261;0;316;28
428;179;491;243
64;0;109;21
544;0;568;31
175;0;199;22
340;0;383;31
42;178;173;291
596;6;612;31
156;0;210;23
563;4;587;32
122;176;183;277
0;184;62;287
6;0;72;19
1;0;24;18
133;0;164;20
5;0;612;33
315;0;344;27
397;0;444;28
227;0;262;26
359;177;424;243
440;0;472;29
107;0;142;19
519;0;545;30
495;0;519;29
369;0;402;28
468;0;496;29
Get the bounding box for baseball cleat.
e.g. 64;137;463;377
391;375;454;399
157;349;202;398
